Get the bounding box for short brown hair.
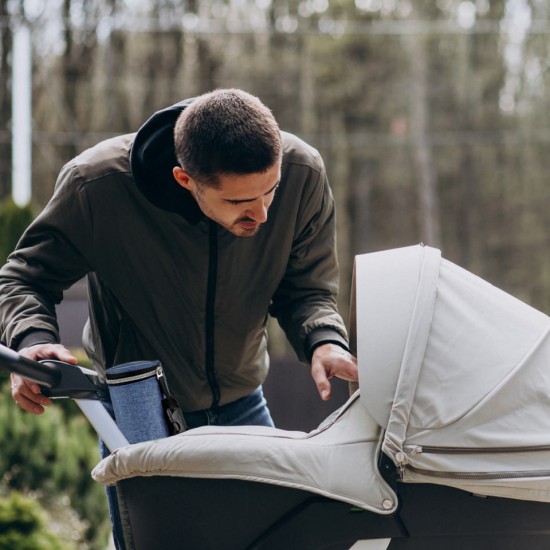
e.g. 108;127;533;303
174;89;281;187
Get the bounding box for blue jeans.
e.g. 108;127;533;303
182;387;274;429
101;387;274;550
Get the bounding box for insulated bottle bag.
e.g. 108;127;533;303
105;360;187;444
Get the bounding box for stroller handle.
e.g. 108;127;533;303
0;343;99;399
0;343;61;387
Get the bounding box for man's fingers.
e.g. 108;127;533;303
14;393;48;415
334;363;359;382
310;344;359;401
311;362;332;401
316;378;332;401
11;375;51;414
319;385;331;401
19;343;77;364
7;342;75;415
331;352;358;382
54;347;78;364
17;343;77;412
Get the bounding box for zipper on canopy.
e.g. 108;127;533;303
405;444;550;455
399;444;550;480
406;464;550;481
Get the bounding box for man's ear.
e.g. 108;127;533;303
173;166;194;191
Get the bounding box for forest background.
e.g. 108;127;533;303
0;0;549;548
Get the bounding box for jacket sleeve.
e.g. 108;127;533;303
269;159;349;363
0;162;93;349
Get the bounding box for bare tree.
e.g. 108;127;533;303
404;29;441;248
60;0;99;159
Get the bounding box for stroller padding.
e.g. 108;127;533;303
92;390;398;514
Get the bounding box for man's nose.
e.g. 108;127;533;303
246;198;269;223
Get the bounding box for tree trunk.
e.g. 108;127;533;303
455;32;475;266
329;111;352;322
405;33;441;248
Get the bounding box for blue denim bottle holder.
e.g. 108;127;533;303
105;360;186;444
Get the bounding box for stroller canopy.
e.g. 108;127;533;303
358;244;550;502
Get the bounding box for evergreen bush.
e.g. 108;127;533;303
0;197;34;265
0;198;35;385
0;200;109;548
0;381;111;550
0;491;69;550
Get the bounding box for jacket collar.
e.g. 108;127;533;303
130;98;205;225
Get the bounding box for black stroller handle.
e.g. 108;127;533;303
0;343;100;399
0;343;128;450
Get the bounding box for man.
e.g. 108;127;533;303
2;88;357;417
1;88;357;547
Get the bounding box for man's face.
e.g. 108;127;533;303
173;164;281;237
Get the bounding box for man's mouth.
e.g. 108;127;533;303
238;218;259;230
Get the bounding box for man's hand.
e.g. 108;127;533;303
310;343;358;401
10;343;77;415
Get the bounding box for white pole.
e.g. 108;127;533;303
12;21;32;206
76;399;130;452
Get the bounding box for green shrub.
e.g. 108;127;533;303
0;491;70;550
0;198;35;385
0;197;35;265
0;381;111;550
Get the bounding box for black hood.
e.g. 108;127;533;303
130;98;204;224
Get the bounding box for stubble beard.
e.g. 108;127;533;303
193;190;261;238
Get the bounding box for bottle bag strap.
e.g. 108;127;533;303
105;360;187;444
155;366;188;435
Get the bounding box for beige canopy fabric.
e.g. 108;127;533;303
357;244;550;502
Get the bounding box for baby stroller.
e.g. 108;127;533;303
2;244;550;549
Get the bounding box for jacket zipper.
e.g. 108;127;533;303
398;444;550;480
206;220;221;409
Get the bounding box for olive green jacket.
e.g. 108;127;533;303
0;100;348;411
